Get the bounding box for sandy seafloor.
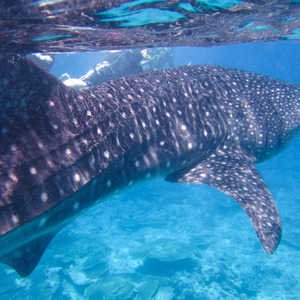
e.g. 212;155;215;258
0;41;299;299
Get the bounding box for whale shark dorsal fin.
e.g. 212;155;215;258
0;232;57;277
165;145;282;254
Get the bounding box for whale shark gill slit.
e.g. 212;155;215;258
0;56;299;276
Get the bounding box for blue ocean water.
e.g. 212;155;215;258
0;41;299;299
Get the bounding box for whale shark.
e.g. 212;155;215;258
0;56;299;277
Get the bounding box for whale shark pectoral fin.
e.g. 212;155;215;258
165;147;282;254
0;232;57;277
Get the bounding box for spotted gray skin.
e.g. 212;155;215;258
0;57;299;277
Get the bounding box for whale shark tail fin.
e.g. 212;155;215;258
166;144;282;254
0;231;57;277
0;55;78;234
0;55;72;111
0;56;81;277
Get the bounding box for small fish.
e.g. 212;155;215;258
0;56;299;276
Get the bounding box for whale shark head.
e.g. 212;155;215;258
268;80;300;148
